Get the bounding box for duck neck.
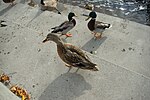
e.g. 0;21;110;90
69;18;76;26
71;18;76;26
53;40;67;53
41;0;45;5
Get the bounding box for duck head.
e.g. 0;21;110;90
43;33;62;44
68;12;77;21
85;11;97;21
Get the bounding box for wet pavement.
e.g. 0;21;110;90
60;0;150;26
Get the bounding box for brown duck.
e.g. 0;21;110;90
43;33;98;72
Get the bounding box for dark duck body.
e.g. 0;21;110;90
42;33;98;72
3;0;15;4
51;12;77;37
86;11;111;39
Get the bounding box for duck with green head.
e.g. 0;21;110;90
86;11;111;39
51;12;77;37
42;33;99;72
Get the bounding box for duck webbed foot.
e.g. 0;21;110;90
94;32;102;39
60;33;72;39
65;33;72;37
91;32;95;34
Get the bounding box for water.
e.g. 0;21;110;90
60;0;150;26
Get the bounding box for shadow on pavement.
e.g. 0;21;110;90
0;4;16;16
81;36;107;53
27;9;43;26
39;72;92;100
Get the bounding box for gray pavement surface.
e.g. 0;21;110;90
0;1;150;100
0;82;20;100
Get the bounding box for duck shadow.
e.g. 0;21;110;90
27;9;43;25
81;36;107;53
0;4;16;16
27;7;61;26
38;73;92;100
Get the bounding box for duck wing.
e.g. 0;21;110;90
95;21;110;29
64;43;96;68
65;43;90;60
51;21;74;33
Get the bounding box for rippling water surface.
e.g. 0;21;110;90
60;0;150;26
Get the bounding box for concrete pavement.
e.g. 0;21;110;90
0;1;150;100
0;83;20;100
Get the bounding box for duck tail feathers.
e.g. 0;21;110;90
102;23;111;29
97;23;112;29
75;61;99;71
86;62;99;71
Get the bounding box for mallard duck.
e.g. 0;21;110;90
42;33;98;72
40;0;61;14
51;12;77;37
2;0;15;5
86;11;111;39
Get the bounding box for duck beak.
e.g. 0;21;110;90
42;38;48;43
85;16;91;21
